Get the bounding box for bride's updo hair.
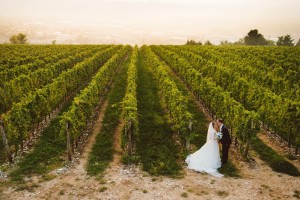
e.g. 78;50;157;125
217;118;223;123
212;122;215;127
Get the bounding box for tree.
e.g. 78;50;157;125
204;40;213;46
220;40;233;46
234;38;245;45
277;35;294;46
267;40;275;46
296;39;300;46
9;35;19;44
186;39;202;45
244;29;268;45
9;33;28;44
52;40;56;45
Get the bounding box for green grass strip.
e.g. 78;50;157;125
9;100;72;182
251;135;300;176
136;47;181;176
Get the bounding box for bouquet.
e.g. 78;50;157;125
216;132;223;140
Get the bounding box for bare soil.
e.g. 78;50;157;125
1;147;299;200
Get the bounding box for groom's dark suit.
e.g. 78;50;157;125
220;125;231;165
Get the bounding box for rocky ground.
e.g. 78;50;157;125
1;146;299;200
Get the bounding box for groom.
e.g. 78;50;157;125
217;118;232;166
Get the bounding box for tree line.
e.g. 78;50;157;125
8;29;300;46
187;29;300;46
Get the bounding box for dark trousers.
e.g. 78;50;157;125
221;144;230;165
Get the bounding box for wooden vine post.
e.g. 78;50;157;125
186;118;193;150
244;119;254;158
0;120;13;163
127;120;133;156
66;121;72;161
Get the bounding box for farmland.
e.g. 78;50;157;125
0;44;299;199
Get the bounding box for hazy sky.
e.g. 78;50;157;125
1;0;300;44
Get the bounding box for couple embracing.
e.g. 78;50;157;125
185;118;232;177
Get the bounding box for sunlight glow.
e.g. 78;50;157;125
0;0;299;44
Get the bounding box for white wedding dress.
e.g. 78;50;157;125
185;123;223;177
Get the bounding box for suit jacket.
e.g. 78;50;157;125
220;125;232;145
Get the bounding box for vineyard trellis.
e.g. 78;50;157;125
0;44;299;176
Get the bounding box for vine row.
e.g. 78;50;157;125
59;45;131;160
0;45;122;161
121;45;139;157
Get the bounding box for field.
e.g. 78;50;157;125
0;44;300;199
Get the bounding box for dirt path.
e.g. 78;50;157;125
2;145;300;200
111;120;124;166
102;160;299;200
83;101;109;171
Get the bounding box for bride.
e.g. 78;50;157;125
185;122;223;177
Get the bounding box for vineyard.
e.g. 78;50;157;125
0;44;300;199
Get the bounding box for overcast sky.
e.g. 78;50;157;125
1;0;300;44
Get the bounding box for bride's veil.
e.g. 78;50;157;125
206;122;214;142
